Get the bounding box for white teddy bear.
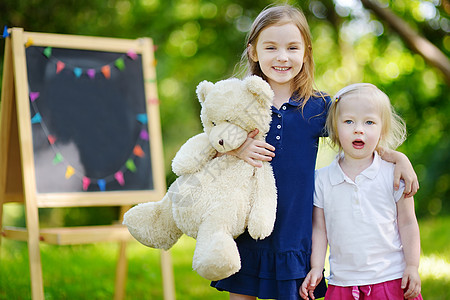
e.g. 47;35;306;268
123;76;277;281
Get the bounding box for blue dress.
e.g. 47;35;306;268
211;94;331;299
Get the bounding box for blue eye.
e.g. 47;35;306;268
366;121;374;125
344;120;353;124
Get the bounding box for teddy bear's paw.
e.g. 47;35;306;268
192;234;241;281
193;254;241;281
123;201;182;250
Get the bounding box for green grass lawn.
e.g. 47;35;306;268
1;216;449;299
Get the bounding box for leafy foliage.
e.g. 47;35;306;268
0;0;448;218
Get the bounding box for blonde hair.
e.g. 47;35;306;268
326;83;407;152
239;4;316;108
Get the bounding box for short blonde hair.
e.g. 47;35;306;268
240;4;315;107
326;83;407;152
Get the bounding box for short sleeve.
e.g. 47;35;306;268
314;170;325;208
394;179;406;202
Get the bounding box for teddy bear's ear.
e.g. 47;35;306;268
196;80;214;104
243;75;274;106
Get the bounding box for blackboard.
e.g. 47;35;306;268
26;46;152;193
1;29;166;207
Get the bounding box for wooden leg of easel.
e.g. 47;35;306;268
160;250;176;300
28;229;44;299
114;241;128;300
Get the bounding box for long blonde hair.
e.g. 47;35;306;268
327;83;407;152
240;4;316;107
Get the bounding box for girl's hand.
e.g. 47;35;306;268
228;129;275;167
402;265;421;299
299;268;323;300
379;148;419;197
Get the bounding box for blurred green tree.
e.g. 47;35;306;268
0;0;448;221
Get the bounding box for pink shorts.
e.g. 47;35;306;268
325;278;423;300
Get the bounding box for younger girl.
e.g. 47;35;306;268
300;83;422;300
211;4;419;300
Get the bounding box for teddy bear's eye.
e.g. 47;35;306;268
225;120;230;123
212;121;216;126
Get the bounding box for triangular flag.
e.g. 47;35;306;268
2;26;9;38
43;47;52;58
31;113;42;124
73;67;82;78
47;135;56;145
101;65;111;79
25;37;33;47
136;114;148;124
65;165;75;179
29;91;40;102
133;145;145;158
127;49;138;60
139;129;149;141
115;58;125;70
82;177;91;191
87;69;95;79
52;153;63;164
148;98;159;105
97;179;106;191
56;61;65;74
114;171;125;186
126;159;137;172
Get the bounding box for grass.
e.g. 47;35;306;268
1;216;450;299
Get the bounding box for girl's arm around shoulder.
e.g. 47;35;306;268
397;195;422;299
378;147;419;198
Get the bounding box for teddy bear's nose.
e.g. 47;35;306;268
218;139;224;146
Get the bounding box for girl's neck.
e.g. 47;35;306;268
270;82;293;109
339;153;375;182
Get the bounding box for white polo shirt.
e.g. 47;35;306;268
314;152;406;286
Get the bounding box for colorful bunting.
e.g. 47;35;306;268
73;67;82;78
25;37;33;47
127;49;138;60
43;47;52;58
53;153;63;164
29;92;40;102
82;177;91;191
136;114;148;124
56;61;65;74
2;26;9;38
97;179;106;191
148;98;159;105
133;145;145;158
87;69;95;79
114;171;125;186
126;159;137;172
101;65;111;79
30;49;149;191
115;58;125;70
31;113;42;124
139;129;149;140
65;165;75;179
47;135;56;145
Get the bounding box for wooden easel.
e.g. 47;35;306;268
0;28;175;300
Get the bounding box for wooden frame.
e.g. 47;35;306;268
0;28;175;300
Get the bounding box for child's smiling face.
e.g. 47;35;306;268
337;95;383;161
249;22;305;91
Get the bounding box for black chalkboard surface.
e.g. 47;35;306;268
26;46;153;193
